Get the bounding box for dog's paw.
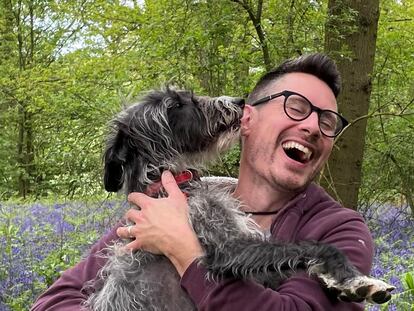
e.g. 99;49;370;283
320;274;395;304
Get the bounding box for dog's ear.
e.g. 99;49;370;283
103;130;128;192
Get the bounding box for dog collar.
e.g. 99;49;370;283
145;170;197;197
244;210;279;216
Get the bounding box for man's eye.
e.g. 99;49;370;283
290;106;305;113
320;117;337;130
287;103;308;115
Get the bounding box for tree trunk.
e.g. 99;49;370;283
388;153;414;215
0;0;15;59
11;0;36;198
322;0;380;209
17;105;28;198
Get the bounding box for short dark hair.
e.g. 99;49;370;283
247;53;341;104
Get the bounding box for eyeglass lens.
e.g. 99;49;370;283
284;94;343;137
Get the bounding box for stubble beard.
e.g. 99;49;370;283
246;138;320;194
268;152;321;194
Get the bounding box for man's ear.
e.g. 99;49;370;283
240;105;256;136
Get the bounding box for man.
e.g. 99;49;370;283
32;53;374;310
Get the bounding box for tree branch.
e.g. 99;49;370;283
230;0;272;70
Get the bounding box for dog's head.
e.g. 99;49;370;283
103;87;244;193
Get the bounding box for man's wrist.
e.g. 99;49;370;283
169;254;199;277
166;237;204;277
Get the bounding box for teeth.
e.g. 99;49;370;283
282;141;313;160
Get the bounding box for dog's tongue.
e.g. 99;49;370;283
145;170;194;197
174;170;194;184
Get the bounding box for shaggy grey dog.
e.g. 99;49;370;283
84;87;394;311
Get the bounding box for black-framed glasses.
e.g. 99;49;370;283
250;90;349;138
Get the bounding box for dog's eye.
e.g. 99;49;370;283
175;102;183;108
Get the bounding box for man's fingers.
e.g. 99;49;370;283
161;170;184;199
124;208;141;223
124;239;141;251
117;225;135;239
128;192;152;209
116;226;126;238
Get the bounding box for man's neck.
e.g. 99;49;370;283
233;171;297;229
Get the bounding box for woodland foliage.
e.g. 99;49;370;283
0;0;412;211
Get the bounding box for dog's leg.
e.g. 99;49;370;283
202;238;394;304
188;189;394;304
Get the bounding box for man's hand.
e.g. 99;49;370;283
116;170;204;276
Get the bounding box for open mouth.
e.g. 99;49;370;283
282;141;313;164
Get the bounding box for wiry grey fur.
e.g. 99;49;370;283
84;87;394;311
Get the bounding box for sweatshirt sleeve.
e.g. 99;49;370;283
180;209;374;311
30;221;124;311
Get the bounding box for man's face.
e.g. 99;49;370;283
242;72;337;192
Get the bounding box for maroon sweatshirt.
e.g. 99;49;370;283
31;183;373;311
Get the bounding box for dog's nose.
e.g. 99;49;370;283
234;98;245;108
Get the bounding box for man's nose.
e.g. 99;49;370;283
298;111;321;138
